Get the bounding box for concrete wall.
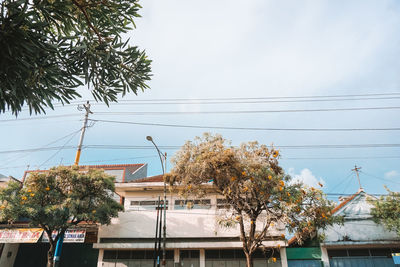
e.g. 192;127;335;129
0;243;19;267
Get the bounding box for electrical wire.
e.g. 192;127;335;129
1;143;400;155
361;171;400;185
38;130;81;168
0;129;82;167
91;97;400;105
0;114;80;123
93;106;400;116
89;119;400;132
99;92;400;102
0;156;159;171
327;172;354;194
2;93;400;114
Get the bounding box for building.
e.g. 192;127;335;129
287;189;400;267
0;163;148;267
94;175;287;267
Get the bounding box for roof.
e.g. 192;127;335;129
22;163;147;182
288;189;363;245
0;173;7;178
131;174;164;183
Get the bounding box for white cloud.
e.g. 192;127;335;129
289;168;325;188
385;170;399;179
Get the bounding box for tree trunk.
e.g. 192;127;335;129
245;252;253;267
47;242;55;267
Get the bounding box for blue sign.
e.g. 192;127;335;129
392;253;400;264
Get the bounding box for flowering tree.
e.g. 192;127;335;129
371;188;400;236
166;133;341;267
0;166;123;267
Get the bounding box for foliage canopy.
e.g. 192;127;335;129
0;0;151;114
371;188;400;236
0;166;123;267
166;133;342;267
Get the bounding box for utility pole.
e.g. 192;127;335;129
74;101;92;165
352;165;363;191
54;101;92;267
162;152;167;267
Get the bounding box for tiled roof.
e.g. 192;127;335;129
22;163;146;182
131;174;164;183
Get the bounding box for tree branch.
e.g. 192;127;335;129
71;0;102;42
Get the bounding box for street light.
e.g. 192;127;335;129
147;136;167;267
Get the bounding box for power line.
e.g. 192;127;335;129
1;143;400;155
94;106;400;116
361;171;400;185
283;156;400;160
98;92;400;102
0;114;80;123
2;105;400;124
38;130;81;168
92;97;400;105
0;129;82;167
0;156;159;170
89;119;400;132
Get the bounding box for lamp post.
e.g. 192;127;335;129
146;136;167;267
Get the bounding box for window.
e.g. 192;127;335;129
130;200;168;210
329;248;398;258
174;199;211;209
205;249;278;259
216;199;231;209
180;250;200;259
103;250;174;260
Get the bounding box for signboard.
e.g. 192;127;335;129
392;253;400;264
0;228;43;243
42;229;86;243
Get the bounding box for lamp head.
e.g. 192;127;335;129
146;136;153;142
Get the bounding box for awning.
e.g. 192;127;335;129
42;229;86;243
0;228;43;243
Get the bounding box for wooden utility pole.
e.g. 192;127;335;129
74;101;92;165
352;165;363;190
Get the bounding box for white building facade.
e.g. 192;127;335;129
94;176;287;267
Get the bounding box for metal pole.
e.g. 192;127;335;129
154;196;160;267
157;200;163;267
74;101;92;165
146;136;167;266
162;152;167;266
53;231;64;267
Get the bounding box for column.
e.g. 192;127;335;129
279;247;288;267
320;246;330;267
174;248;180;267
199;249;205;267
97;249;104;267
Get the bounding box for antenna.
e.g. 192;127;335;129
351;165;363;191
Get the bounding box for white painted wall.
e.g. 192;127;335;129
0;243;19;267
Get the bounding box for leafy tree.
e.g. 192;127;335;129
371;188;400;235
0;166;123;267
166;133;342;267
0;0;151;115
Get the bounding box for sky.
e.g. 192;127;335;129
1;0;400;200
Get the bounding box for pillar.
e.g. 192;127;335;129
279;247;288;267
320;246;330;267
199;249;205;267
